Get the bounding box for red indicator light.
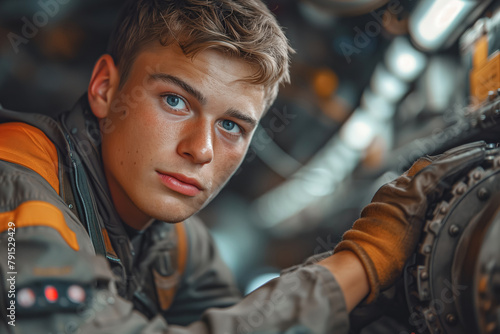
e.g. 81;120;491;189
44;286;58;303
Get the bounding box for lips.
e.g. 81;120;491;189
157;171;202;197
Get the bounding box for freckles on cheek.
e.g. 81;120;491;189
125;149;141;167
133;149;142;166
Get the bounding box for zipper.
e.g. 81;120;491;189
65;134;106;256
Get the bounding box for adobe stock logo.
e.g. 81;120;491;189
7;0;71;54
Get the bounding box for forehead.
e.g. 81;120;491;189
125;43;266;115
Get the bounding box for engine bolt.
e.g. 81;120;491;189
449;225;460;237
456;185;466;195
424;245;432;254
478;188;490;201
426;312;436;323
420;271;429;281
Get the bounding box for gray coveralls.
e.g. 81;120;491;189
0;96;349;333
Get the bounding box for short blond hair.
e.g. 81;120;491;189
108;0;293;110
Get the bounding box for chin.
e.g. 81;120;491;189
145;207;194;224
140;197;205;223
154;214;190;224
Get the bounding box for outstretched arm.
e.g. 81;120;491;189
319;251;369;312
321;141;487;312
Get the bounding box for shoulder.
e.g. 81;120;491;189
0;122;60;194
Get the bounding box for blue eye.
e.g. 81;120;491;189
163;94;187;110
220;120;241;134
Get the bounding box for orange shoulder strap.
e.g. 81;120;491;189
175;222;188;275
0;122;60;194
154;222;189;311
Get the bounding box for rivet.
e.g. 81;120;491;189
424;245;432;254
478;188;490;201
68;204;74;209
439;206;448;215
420;271;429;281
449;225;460;237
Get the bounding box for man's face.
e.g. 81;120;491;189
99;44;265;226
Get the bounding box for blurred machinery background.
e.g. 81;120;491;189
2;0;500;332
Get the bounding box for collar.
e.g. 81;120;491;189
58;95;135;266
58;95;120;227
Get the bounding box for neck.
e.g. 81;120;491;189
105;170;151;230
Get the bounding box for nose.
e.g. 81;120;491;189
177;119;214;165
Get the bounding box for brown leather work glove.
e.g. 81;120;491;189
334;141;488;303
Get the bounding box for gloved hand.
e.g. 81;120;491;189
334;141;488;303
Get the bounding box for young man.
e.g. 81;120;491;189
0;0;488;333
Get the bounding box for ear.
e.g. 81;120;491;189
88;54;120;119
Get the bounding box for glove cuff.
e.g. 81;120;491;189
334;240;380;303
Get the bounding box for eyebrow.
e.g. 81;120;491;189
224;108;258;130
149;73;207;105
150;73;259;129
